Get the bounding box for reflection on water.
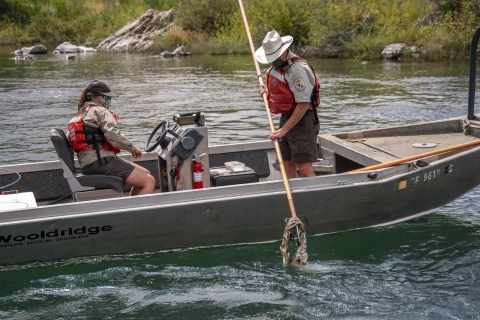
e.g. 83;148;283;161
0;45;479;319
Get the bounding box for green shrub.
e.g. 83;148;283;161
175;0;238;35
0;0;31;24
246;0;319;46
143;0;180;10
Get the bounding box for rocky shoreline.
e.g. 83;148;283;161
10;9;433;61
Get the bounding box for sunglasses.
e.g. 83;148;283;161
103;95;112;101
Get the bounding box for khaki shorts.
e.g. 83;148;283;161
279;109;320;163
82;156;135;181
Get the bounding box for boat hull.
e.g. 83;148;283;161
1;144;478;265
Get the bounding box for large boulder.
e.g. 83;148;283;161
14;45;47;55
381;43;408;60
97;9;175;52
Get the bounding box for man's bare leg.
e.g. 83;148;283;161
284;161;298;179
297;162;315;177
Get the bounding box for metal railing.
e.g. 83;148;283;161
467;26;480;120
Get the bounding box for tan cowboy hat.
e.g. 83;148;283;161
254;30;293;64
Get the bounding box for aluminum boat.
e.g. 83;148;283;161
1;27;480;266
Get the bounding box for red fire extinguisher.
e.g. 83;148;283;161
192;153;205;189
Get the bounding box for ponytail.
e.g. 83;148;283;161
78;87;102;111
77;87;88;111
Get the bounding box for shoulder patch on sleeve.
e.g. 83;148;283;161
294;77;306;92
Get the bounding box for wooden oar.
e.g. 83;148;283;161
237;0;307;265
347;139;480;173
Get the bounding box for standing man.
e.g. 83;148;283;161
255;30;320;179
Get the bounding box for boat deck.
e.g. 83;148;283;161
345;132;474;161
319;116;480;172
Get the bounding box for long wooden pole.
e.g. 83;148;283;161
347;139;480;173
237;0;297;217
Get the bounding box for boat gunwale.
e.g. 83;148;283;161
0;140;276;175
324;116;464;140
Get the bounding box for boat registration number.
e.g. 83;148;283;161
398;164;453;190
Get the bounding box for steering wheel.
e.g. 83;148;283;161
145;120;170;152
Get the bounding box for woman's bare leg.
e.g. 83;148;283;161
125;162;156;195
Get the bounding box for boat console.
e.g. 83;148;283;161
146;112;211;191
145;112;263;192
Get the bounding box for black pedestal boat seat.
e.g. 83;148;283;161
50;128;124;201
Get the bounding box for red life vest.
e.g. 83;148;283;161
266;56;320;114
68;106;121;156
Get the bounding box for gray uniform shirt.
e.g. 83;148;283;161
284;51;316;104
71;102;137;168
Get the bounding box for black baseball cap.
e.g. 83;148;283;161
86;79;118;97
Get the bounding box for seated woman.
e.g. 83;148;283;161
68;79;156;196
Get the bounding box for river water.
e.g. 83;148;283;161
0;46;479;318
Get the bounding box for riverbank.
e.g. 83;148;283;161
1;0;479;60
